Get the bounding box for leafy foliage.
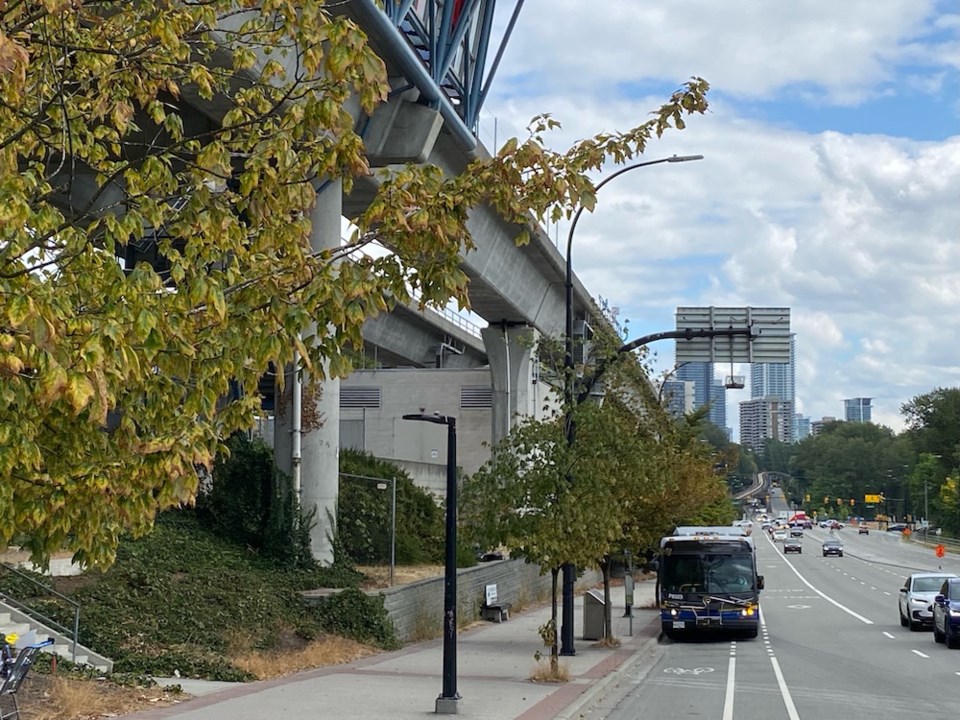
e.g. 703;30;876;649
0;0;711;571
2;511;392;681
337;449;444;565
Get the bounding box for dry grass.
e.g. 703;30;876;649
592;636;621;649
17;675;183;720
230;635;380;679
529;659;570;684
357;564;444;589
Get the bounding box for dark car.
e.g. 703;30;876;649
789;526;804;538
783;536;802;554
822;539;844;557
887;523;908;532
933;578;960;648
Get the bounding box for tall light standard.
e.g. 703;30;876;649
560;154;704;656
402;412;461;714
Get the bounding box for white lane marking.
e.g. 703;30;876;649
722;655;736;720
770;657;801;720
766;536;875;624
883;591;891;596
912;650;930;658
883;631;895;639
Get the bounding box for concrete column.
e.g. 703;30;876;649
481;325;538;447
275;180;342;564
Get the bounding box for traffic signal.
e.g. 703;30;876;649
805;494;810;502
850;498;855;506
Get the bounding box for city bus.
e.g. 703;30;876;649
656;526;764;639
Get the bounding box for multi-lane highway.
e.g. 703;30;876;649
586;522;960;720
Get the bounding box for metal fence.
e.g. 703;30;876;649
338;473;397;586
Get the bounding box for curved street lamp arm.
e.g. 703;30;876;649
576;327;754;405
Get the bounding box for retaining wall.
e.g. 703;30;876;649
377;560;602;643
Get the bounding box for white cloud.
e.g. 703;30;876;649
478;1;960;438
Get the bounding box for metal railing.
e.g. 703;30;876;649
0;563;80;663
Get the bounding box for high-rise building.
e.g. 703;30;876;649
739;397;793;452
793;413;811;440
660;380;695;417
675;362;712;410
844;397;872;423
674;361;726;431
750;334;796;441
709;378;727;429
811;416;838;436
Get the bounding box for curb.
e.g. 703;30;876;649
555;616;662;720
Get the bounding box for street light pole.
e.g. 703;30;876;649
402;412;461;714
560;154;703;657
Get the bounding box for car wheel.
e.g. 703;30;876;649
947;624;960;650
899;608;908;627
838;552;843;557
934;622;945;642
909;615;921;632
822;552;827;557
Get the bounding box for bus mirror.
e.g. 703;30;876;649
756;575;764;590
647;559;660;573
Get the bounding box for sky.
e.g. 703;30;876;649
473;0;960;438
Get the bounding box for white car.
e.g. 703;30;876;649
899;572;958;631
772;529;788;542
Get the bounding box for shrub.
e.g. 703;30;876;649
338;449;444;565
196;433;314;567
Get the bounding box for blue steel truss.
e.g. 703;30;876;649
382;0;524;130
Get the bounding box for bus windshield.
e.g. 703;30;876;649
662;553;755;594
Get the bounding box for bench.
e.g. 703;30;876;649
480;583;512;623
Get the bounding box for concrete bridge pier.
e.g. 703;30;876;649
482;325;540;448
274;180;342;564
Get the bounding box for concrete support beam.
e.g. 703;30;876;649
275;181;342;565
481;325;538;447
363;98;444;166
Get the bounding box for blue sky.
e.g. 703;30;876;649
479;0;960;437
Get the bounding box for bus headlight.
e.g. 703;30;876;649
740;605;756;617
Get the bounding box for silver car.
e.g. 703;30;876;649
899;572;958;631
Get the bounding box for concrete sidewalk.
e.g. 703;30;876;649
133;580;662;720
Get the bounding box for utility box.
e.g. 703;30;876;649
582;589;606;640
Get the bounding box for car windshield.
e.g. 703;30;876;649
824;540;840;546
913;577;949;593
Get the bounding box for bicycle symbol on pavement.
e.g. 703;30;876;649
663;667;715;675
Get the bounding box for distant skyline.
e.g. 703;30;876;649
481;1;960;436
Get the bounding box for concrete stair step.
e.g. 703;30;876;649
0;600;113;674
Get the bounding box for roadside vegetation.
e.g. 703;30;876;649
754;387;960;534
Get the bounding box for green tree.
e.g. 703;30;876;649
461;398;637;668
0;0;710;569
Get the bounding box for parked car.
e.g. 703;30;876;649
858;524;869;535
783;536;802;554
900;572;957;631
822;539;844;557
933;578;960;647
